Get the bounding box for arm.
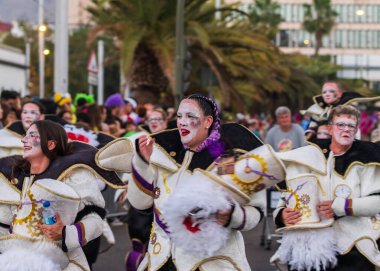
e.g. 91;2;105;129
331;166;380;217
127;135;156;210
222;190;266;231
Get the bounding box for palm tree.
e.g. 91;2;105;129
303;0;338;56
248;0;283;40
87;0;287;110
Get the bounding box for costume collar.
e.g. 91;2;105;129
151;123;263;171
5;121;25;137
0;141;126;190
307;139;380;178
313;92;379;109
277;143;327;175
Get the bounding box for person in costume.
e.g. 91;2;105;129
271;105;380;271
126;94;268;271
0;120;125;270
303;81;379;140
0;101;45;158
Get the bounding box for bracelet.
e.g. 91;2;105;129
344;199;353;216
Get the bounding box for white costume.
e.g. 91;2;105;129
118;123;284;271
271;139;380;270
0;142;126;270
0;122;24;158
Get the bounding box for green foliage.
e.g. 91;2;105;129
303;0;338;56
247;0;283;39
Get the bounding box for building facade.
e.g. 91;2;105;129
240;0;380;90
0;44;27;96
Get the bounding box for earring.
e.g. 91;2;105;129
205;126;209;129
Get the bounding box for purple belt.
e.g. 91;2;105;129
153;208;170;234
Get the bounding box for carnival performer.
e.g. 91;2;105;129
302;81;380;139
271;105;380;271
0;101;45;158
126;94;268;271
122;107;169;271
0;120;125;270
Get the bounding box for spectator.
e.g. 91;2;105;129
1;90;21;111
265;106;306;152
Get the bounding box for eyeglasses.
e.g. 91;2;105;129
332;122;357;131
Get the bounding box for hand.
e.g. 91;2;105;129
216;207;233;226
39;212;64;241
117;190;127;205
138;135;155;162
317;200;335;219
281;208;302;226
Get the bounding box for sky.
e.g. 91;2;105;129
0;0;55;24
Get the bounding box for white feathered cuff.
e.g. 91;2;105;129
162;180;231;257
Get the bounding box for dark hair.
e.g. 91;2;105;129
33;120;71;160
86;104;102;131
1;90;20;100
11;120;71;179
22;101;46;115
184;94;220;133
181;94;222;155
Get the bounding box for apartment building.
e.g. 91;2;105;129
240;0;380;90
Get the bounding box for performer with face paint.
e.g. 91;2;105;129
0;101;45;158
124;94;268;271
0;120;125;270
271;105;380;271
302;81;380;140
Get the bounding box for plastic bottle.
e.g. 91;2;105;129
42;201;56;225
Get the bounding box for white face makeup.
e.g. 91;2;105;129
147;111;167;133
21;124;43;161
322;83;341;105
329;115;357;148
21;103;42;131
176;99;209;149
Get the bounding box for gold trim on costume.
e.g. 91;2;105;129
132;175;154;197
34;182;80;201
333;161;380;180
152;242;161;254
0;172;22;196
162;171;171;194
191;255;242;271
57;164;127;189
0;232;61;248
197;169;250;203
3;123;24;139
95;137;132;170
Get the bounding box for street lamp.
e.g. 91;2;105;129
38;24;47;32
38;0;45;98
43;49;50;55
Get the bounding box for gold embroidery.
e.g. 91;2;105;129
230;153;267;195
13;190;43;237
162;171;170;194
153;242;161;254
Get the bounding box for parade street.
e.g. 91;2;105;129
94;219;280;271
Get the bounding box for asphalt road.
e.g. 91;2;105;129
93;217;280;271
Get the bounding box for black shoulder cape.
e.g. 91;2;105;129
151;123;263;171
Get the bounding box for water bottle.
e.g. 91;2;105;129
42;201;56;225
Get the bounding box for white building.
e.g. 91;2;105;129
0;44;27;96
239;0;380;90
